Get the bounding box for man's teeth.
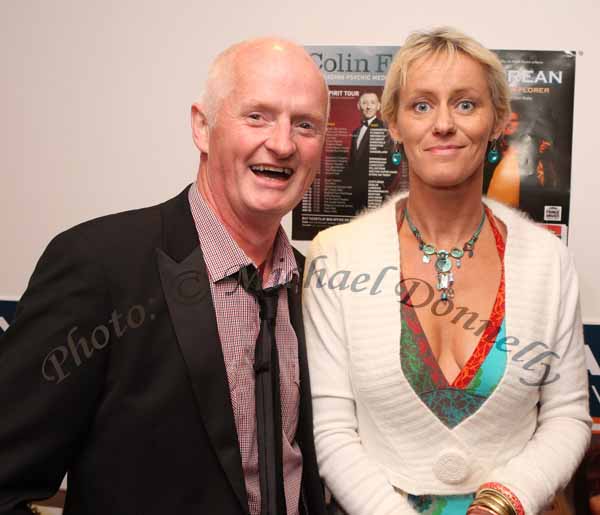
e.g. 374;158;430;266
250;165;293;177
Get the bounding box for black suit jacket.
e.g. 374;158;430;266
0;185;326;515
347;117;386;174
346;117;386;212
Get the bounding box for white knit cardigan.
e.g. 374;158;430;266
302;193;591;515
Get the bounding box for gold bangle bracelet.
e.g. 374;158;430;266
471;496;511;515
477;490;517;515
475;494;512;514
468;503;503;515
477;490;514;509
467;504;500;515
475;488;512;504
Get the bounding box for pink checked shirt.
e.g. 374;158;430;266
188;185;302;515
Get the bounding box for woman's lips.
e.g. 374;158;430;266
427;145;464;155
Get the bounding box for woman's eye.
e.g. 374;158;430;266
414;102;430;113
457;101;475;112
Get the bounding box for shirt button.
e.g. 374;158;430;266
433;449;469;484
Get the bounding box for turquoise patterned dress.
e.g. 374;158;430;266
400;210;507;515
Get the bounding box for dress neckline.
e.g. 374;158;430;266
399;206;506;388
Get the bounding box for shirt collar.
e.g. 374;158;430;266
188;183;298;287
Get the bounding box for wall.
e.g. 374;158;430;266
1;0;599;322
1;1;599;511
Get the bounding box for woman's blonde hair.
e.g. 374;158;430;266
381;27;511;129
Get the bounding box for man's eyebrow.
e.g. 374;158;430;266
296;110;327;124
238;100;274;112
239;100;326;124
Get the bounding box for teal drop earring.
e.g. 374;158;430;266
487;139;500;164
391;142;403;166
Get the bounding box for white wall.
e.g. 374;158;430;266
1;0;599;322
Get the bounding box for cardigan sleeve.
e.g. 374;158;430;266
486;243;592;514
303;232;418;515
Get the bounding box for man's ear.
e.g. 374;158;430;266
191;103;210;153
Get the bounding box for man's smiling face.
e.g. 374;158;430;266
198;43;329;225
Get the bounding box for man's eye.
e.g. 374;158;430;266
248;113;263;121
298;122;314;130
457;100;475;112
414;102;430;113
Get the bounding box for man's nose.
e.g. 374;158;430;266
265;121;296;158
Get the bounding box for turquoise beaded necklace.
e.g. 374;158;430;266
403;207;486;302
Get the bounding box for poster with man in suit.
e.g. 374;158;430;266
292;45;405;240
345;92;390;212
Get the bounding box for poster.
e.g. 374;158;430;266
585;325;600;433
483;50;576;240
292;46;408;241
292;47;575;242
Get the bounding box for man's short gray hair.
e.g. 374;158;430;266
199;37;330;127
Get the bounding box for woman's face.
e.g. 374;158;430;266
389;52;502;189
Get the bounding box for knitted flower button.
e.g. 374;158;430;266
433;449;469;484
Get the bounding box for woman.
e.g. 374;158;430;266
303;28;590;515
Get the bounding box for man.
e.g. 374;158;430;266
345;92;387;212
0;38;329;515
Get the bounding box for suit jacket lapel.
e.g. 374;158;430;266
289;252;325;513
357;125;370;158
288;252;309;448
156;186;248;513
